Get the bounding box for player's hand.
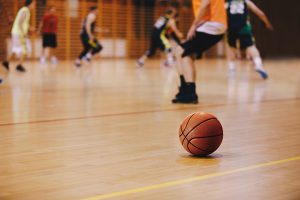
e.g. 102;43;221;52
266;23;274;31
187;24;196;40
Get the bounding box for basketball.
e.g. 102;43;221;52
179;112;223;156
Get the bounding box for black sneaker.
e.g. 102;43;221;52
2;61;9;71
16;65;26;72
172;94;198;104
0;79;3;84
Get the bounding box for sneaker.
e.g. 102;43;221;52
2;61;9;71
256;69;268;80
172;93;198;104
0;79;3;84
16;64;26;72
75;60;81;67
51;57;58;64
136;59;144;67
40;57;46;63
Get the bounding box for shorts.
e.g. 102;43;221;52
42;33;57;48
181;32;224;58
11;34;30;55
227;24;254;49
146;30;171;57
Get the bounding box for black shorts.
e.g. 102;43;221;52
146;30;171;57
227;32;254;49
181;32;224;59
42;33;57;48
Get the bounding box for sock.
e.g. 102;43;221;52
179;75;186;86
253;57;264;71
228;61;236;71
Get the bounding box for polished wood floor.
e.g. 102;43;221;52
0;58;300;200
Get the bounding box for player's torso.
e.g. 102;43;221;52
227;0;249;31
81;13;96;35
12;7;30;35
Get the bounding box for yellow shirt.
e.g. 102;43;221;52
11;7;31;36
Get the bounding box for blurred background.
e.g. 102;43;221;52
0;0;299;60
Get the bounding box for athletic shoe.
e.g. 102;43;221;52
40;57;46;64
172;93;198;104
51;57;58;64
172;84;198;104
136;59;144;67
0;79;3;84
2;61;9;71
256;69;268;79
16;65;26;72
75;60;81;67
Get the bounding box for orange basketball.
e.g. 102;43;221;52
179;112;223;156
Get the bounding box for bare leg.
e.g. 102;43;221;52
246;45;268;79
227;45;237;72
172;46;198;104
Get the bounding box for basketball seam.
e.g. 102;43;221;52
189;134;223;139
182;118;217;144
179;113;195;138
188;142;211;153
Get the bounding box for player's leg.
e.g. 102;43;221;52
226;32;238;72
91;39;103;56
246;45;268;79
50;34;58;64
240;33;268;79
160;33;174;66
172;32;224;104
137;32;159;67
75;35;91;67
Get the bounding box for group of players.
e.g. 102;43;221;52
0;0;273;105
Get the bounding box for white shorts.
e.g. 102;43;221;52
11;34;31;56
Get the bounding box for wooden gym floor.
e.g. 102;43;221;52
0;58;300;200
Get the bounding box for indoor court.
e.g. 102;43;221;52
0;1;300;200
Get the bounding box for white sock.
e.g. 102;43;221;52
253;57;264;71
228;61;236;71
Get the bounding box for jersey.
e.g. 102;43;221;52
81;13;96;36
192;0;227;27
227;0;249;32
42;13;58;34
11;6;30;36
153;16;169;34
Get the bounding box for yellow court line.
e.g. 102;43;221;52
83;155;300;200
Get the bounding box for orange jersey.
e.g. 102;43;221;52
192;0;227;27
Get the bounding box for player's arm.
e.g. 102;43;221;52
246;0;274;30
37;16;44;34
18;11;27;36
85;14;96;39
187;0;210;40
168;19;183;39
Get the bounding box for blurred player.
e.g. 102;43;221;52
1;0;35;73
137;8;183;67
172;0;227;104
75;6;103;67
226;0;273;79
38;6;59;64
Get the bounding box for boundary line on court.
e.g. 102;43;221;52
83;155;300;200
0;97;299;127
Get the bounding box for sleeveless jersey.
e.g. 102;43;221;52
192;0;227;27
81;13;96;36
12;7;30;36
227;0;249;32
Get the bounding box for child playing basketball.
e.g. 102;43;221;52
137;8;183;67
172;0;227;104
226;0;273;79
75;6;103;67
1;0;35;73
38;6;59;64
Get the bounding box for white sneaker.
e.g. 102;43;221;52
51;57;58;64
40;57;46;63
